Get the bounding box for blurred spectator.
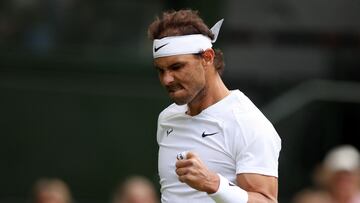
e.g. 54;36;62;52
292;145;360;203
112;176;158;203
292;188;331;203
32;178;73;203
321;145;360;203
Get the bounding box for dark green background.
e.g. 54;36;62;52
1;0;360;202
0;62;168;202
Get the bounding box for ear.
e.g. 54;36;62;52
201;48;215;67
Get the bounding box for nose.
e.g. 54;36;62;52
161;70;174;86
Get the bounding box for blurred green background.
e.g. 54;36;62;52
1;0;360;202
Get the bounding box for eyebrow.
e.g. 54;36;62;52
154;61;187;71
168;62;185;69
153;62;163;71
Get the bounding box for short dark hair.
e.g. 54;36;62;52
148;9;225;74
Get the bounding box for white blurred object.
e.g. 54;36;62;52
177;151;188;160
324;145;360;172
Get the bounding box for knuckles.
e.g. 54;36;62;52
174;152;211;192
176;159;195;168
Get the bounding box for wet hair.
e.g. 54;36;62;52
148;9;225;74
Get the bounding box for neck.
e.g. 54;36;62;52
187;73;230;116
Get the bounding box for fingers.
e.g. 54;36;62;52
175;151;199;168
176;159;193;168
177;151;188;160
175;167;190;176
177;151;196;160
185;151;196;159
175;162;190;183
174;151;213;191
175;151;200;179
176;166;196;183
178;173;190;183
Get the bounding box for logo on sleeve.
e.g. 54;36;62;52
166;128;173;136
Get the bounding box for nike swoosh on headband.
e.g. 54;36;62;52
154;43;169;52
152;19;224;58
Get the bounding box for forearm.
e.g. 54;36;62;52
209;174;278;203
247;192;278;203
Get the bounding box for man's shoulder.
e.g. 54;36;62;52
226;90;277;134
158;103;186;121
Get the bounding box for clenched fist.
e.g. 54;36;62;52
175;151;220;194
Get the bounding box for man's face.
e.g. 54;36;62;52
154;54;206;105
330;170;359;196
36;190;67;203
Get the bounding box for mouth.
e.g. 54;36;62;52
166;85;183;93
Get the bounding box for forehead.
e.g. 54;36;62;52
154;54;198;68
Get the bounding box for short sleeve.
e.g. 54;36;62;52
234;111;281;177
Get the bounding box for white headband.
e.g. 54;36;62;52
153;19;224;59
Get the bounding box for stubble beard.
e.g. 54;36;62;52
170;85;206;106
170;92;190;105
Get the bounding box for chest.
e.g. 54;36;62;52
157;117;237;184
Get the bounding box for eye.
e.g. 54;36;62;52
170;63;183;71
157;68;164;74
154;66;164;74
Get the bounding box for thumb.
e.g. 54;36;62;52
186;151;196;159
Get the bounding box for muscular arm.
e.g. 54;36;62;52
237;173;278;203
176;152;278;203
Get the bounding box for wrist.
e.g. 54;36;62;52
205;172;220;194
208;173;248;203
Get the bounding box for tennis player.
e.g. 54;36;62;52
148;9;281;203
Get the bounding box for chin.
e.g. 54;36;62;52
173;100;188;105
169;94;191;105
167;90;188;104
170;96;188;105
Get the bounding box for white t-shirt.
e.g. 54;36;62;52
157;90;281;203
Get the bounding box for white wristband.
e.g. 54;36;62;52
209;174;248;203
